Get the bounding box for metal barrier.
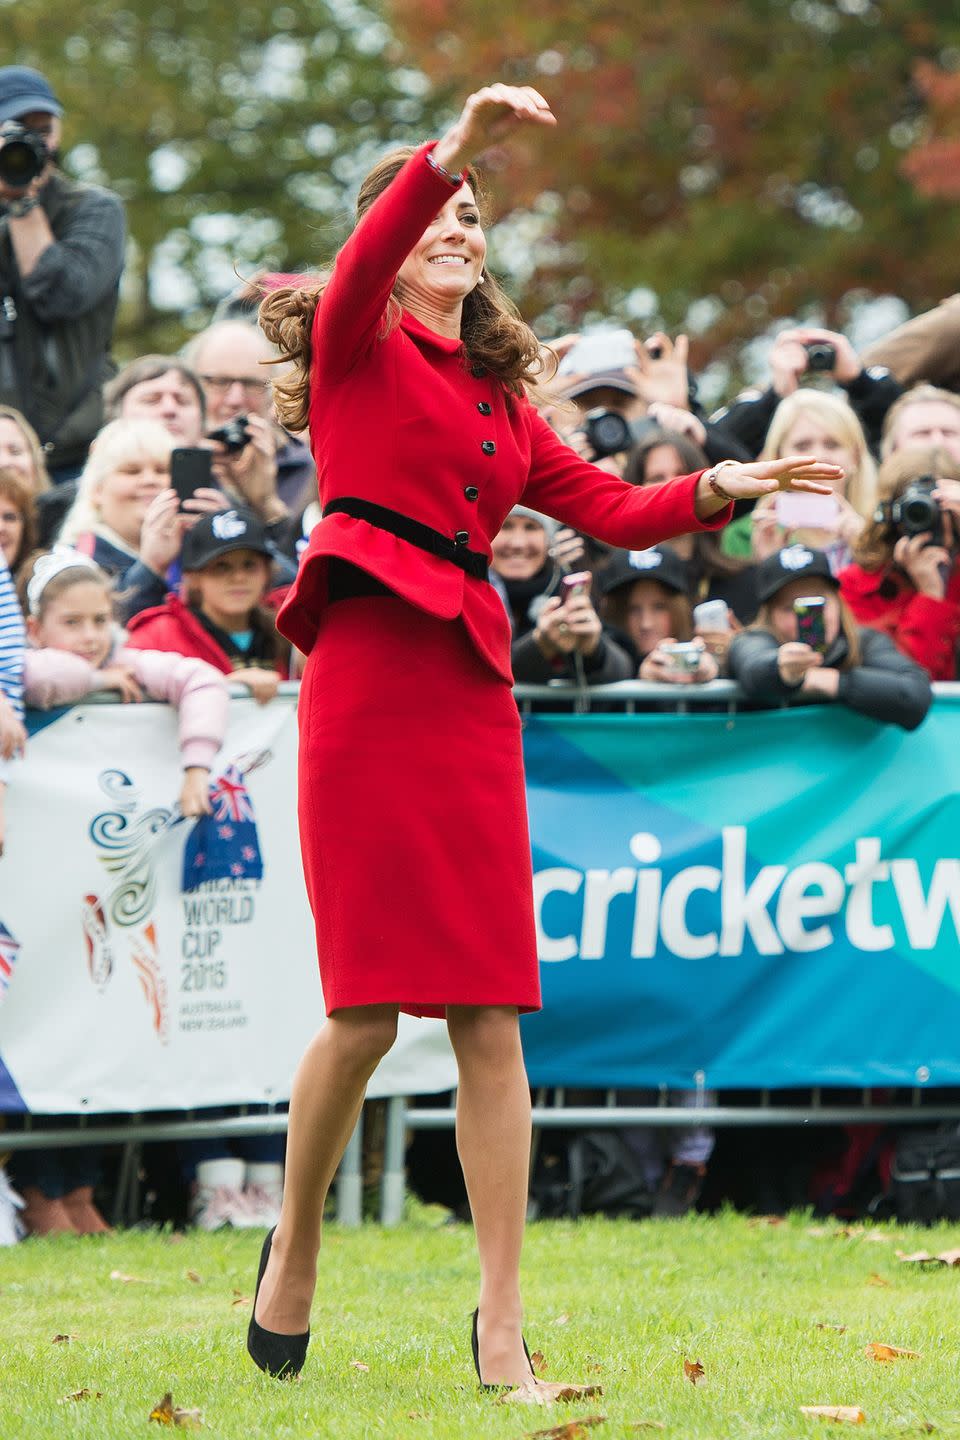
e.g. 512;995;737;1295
9;679;959;1225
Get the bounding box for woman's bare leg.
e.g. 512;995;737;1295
446;1005;532;1385
254;1003;400;1334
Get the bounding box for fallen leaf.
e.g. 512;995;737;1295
864;1229;891;1244
110;1269;149;1284
231;1290;251;1308
896;1251;942;1265
835;1227;864;1239
936;1249;960;1266
499;1381;603;1407
149;1392;203;1428
553;1313;571;1326
867;1273;890;1287
918;1423;937;1434
522;1419;605;1440
808;1226;830;1237
530;1350;548;1375
52;1333;77;1343
816;1324;848;1333
349;1359;370;1372
865;1343;921;1362
58;1389;102;1403
799;1405;866;1424
587;1362;603;1374
683;1358;705;1385
747;1214;784;1227
407;1412;430;1421
185;1270;202;1285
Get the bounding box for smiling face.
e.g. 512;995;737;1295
0;415;36;486
621;577;676;658
92;450;169;547
491;514;550;581
0;492;24;567
30;577;114;668
395;182;486;327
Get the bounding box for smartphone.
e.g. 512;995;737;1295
693;599;730;632
776;491;838;530
561;571;593;603
794;595;827;652
170;447;213;508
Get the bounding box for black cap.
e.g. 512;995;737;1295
0;67;63;124
754;544;838;605
181;508;272;571
599;546;690;597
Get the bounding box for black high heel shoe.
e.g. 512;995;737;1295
246;1227;310;1379
470;1307;534;1391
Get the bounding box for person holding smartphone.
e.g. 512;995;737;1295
728;545;931;730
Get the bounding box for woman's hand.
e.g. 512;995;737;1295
179;766;212;818
893;532;951;600
778;642;823;686
549;527;587;569
139;489;187;576
640;637;718;685
801;665;840;698
646;401;707;445
232;667;280;704
629;334;691;411
695;455;842;520
533;594;602;658
0;693;26;760
433;84;556;171
98;665;144;703
832;491;866;546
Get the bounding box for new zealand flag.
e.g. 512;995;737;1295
0;921;21;1002
181;763;264;892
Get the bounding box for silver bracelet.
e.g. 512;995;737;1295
425;148;465;188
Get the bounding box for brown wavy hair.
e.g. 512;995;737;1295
853;445;960;571
0;468;38;574
259;146;553;433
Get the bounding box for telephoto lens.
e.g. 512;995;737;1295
0;122;47;188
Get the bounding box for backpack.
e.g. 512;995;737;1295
890;1126;960;1225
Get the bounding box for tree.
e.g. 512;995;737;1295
6;0;447;354
386;0;960;375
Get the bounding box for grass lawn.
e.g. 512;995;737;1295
3;1208;960;1438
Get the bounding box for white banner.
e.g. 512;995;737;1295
0;695;456;1113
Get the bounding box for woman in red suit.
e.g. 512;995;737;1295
248;83;841;1387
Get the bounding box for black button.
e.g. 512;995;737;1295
454;530;470;545
477;401;492;416
464;486;479;501
470;365;486;379
481;440;496;455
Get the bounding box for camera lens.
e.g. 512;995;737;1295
0;139;41;187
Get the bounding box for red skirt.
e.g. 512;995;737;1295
297;594;542;1018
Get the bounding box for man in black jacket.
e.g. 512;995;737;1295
0;67;125;480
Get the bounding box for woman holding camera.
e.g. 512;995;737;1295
729;545;931;729
252;81;840;1390
839;448;960;681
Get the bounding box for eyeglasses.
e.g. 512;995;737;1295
200;374;270;395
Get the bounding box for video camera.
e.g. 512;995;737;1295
0;121;48;189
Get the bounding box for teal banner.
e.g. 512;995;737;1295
520;695;960;1090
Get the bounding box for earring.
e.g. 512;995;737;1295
477;273;486;284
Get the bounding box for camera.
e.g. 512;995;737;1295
0;121;48;189
582;409;658;462
888;475;944;547
207;413;252;454
803;341;837;373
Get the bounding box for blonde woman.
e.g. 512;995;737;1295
0;405;51;495
752;390;878;571
58;417;226;621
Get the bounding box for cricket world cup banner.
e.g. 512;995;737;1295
1;693;959;1111
520;694;960;1090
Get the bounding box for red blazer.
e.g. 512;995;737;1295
277;143;730;682
839;560;960;681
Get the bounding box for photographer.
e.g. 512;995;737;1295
840;447;960;681
730;546;931;731
599;546;720;684
491;505;633;685
716;326;902;459
0;68;125;481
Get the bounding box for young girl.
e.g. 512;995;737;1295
13;548;230;1236
599;546;720;683
125;508;288;703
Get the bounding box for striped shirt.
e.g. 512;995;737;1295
0;557;25;781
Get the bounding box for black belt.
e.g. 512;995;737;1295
323;497;490;581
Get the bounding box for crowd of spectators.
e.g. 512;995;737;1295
1;63;959;1237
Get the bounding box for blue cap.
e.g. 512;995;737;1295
0;67;63;125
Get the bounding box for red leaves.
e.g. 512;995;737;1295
683;1359;705;1385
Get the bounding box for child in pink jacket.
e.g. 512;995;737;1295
23;547;229;819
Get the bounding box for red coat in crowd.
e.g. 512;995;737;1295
839;561;960;681
125;594;286;676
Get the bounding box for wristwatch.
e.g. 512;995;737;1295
6;194;40;219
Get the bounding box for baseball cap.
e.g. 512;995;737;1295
556;329;639;401
754;544;837;605
181;508;272;571
0;67;63;124
599;546;690;597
